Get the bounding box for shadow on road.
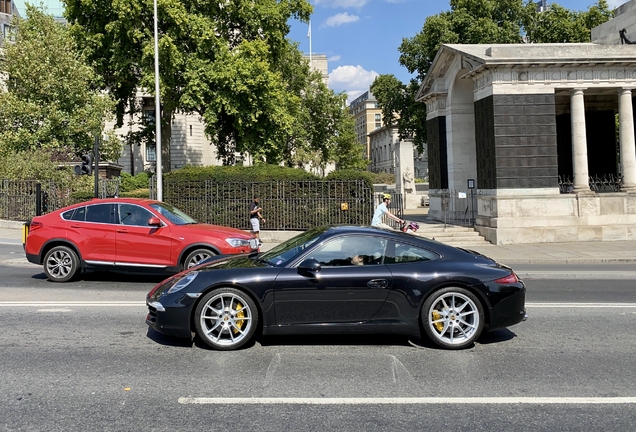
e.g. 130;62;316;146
146;328;193;348
31;270;168;284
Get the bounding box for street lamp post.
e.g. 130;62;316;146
153;0;162;201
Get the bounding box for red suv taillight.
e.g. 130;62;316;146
29;221;44;232
494;273;519;284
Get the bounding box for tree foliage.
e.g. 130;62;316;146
373;0;614;145
65;0;357;170
0;5;121;163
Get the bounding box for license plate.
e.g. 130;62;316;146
249;239;258;249
22;222;29;246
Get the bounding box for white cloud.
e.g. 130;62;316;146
314;0;369;8
324;12;360;27
329;65;379;101
328;55;342;62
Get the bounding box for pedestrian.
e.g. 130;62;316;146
371;193;404;230
249;196;265;246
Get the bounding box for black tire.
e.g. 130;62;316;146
194;287;259;351
421;286;484;350
183;248;216;270
43;245;79;283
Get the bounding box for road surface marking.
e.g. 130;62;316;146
0;302;635;308
526;303;636;308
0;301;144;307
178;396;636;405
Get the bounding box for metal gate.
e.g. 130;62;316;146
439;189;478;227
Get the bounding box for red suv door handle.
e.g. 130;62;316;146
70;225;81;228
117;229;128;233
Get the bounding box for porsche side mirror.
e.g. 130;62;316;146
148;217;162;227
298;258;321;275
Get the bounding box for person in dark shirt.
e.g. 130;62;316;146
249;196;265;246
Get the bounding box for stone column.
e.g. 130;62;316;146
618;88;636;192
570;89;592;194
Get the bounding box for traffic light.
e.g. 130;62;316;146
81;154;92;175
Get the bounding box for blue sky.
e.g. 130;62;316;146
287;0;631;102
15;0;632;102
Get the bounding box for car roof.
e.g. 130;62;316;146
321;225;464;256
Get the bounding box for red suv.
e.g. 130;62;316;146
24;198;259;282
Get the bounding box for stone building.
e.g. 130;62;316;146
416;41;636;244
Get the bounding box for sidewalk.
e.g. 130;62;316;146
3;218;636;264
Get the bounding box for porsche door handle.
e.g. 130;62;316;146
367;279;388;289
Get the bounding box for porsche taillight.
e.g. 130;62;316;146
494;273;519;284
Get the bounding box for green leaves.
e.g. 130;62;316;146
65;0;358;170
0;6;118;164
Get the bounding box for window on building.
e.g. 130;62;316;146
143;110;157;162
0;0;11;14
375;114;381;121
146;143;156;162
375;122;381;130
190;125;193;136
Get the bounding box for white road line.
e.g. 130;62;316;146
526;303;636;308
0;302;635;308
178;397;636;405
0;302;145;307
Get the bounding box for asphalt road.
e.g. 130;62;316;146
1;243;635;431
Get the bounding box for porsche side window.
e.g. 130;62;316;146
386;241;439;264
85;204;114;224
119;204;154;226
307;236;387;267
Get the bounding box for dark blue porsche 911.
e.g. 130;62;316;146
146;226;526;350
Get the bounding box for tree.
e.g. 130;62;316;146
523;0;614;43
0;5;121;163
65;0;314;170
373;0;614;145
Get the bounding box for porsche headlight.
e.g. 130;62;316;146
225;238;250;248
167;271;199;294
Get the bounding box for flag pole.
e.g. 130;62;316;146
308;21;312;66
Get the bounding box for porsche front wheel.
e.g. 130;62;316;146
422;287;484;350
194;288;258;351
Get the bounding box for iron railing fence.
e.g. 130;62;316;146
436;189;479;228
558;174;624;193
0;178;121;221
151;178;374;230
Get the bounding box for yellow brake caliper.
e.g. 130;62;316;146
432;310;444;332
233;302;245;334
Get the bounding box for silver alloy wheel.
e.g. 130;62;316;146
46;249;74;280
427;291;480;346
199;292;253;347
186;250;213;268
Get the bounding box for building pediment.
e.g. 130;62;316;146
416;43;636;103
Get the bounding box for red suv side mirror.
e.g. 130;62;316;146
148;217;162;227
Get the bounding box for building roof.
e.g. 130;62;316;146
416;43;636;101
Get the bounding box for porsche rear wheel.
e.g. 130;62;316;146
422;287;484;350
194;288;258;351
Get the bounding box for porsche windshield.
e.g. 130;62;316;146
260;226;328;266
